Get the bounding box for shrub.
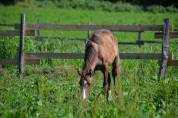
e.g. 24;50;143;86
146;5;167;13
113;2;142;12
166;6;178;12
1;0;178;12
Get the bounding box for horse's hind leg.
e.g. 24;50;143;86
112;56;121;95
107;72;112;100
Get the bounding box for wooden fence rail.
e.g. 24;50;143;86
14;24;165;32
168;60;178;66
155;31;178;38
25;53;163;60
0;23;17;27
0;14;177;77
0;30;35;36
25;24;164;32
0;59;17;64
0;58;40;65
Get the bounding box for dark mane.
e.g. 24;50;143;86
83;41;97;73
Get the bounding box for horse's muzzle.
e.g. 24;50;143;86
82;88;87;100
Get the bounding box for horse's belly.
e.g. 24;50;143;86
98;51;115;66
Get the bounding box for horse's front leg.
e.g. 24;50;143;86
103;70;111;100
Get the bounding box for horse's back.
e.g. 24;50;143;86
89;29;119;65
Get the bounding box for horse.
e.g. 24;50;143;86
78;29;121;100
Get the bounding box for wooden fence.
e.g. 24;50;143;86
0;14;178;77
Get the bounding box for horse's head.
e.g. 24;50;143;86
78;69;93;100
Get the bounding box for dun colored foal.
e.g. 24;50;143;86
78;29;121;100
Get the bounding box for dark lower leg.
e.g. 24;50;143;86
108;73;111;91
103;71;112;99
107;73;111;98
112;62;119;95
103;71;108;92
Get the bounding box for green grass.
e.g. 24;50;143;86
0;6;178;118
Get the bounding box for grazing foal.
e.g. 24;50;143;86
78;29;121;100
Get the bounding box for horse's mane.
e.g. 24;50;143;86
83;41;97;73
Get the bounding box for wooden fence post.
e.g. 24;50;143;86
87;22;91;41
19;14;25;74
35;19;40;40
159;19;170;78
137;31;143;48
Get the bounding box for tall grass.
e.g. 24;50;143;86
0;6;177;117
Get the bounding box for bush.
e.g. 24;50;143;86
113;2;142;12
54;0;143;12
146;5;178;13
0;0;16;5
146;5;167;13
166;6;178;12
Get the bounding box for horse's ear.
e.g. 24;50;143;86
77;69;82;76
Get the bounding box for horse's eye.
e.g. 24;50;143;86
87;82;91;86
86;73;92;77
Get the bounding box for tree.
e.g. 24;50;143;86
0;0;16;5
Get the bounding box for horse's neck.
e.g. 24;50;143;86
83;46;97;73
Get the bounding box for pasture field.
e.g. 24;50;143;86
0;6;178;118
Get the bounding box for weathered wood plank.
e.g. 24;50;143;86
24;54;40;64
0;30;35;36
0;30;19;36
25;30;35;36
33;36;166;44
0;23;17;27
0;58;40;64
26;52;162;59
0;52;162;65
168;60;178;66
119;42;138;45
34;36;169;44
0;59;18;64
120;53;162;59
21;24;164;32
35;36;63;40
119;40;177;44
155;31;178;38
0;53;162;65
26;53;84;59
25;59;40;64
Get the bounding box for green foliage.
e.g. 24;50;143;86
53;0;142;12
1;0;178;12
0;37;18;58
0;6;178;117
40;0;178;12
146;5;178;13
0;63;177;117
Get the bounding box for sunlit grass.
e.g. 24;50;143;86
0;6;177;118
